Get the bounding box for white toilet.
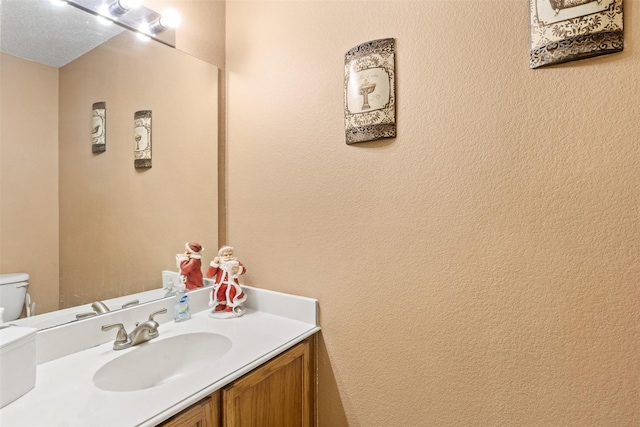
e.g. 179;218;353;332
0;273;29;322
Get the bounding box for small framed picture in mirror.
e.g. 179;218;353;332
92;102;106;153
134;110;152;168
344;38;396;145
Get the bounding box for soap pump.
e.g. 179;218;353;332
174;282;191;322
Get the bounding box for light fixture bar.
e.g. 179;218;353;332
65;0;177;47
107;0;140;18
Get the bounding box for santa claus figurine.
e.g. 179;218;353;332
207;245;247;317
176;242;204;290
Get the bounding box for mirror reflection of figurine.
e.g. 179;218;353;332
207;245;247;317
175;242;204;290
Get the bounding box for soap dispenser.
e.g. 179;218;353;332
174;283;191;322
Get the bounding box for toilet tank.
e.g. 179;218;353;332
0;273;29;321
0;326;37;408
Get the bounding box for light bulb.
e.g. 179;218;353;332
148;9;181;34
108;0;141;17
97;5;113;23
137;23;151;37
159;9;181;28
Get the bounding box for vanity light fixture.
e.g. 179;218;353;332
147;9;181;34
107;0;141;18
66;0;177;47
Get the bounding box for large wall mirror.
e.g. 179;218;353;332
0;0;218;329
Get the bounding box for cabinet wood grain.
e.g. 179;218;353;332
222;338;315;427
158;391;220;427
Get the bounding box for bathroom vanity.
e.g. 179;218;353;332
0;286;319;426
160;337;314;427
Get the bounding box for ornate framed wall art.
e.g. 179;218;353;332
91;102;106;153
344;38;396;144
134;110;152;168
529;0;623;69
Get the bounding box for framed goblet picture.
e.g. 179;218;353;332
91;102;106;153
134;110;152;168
344;38;396;145
529;0;623;68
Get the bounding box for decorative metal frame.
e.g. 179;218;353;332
529;0;623;69
344;38;396;144
134;110;152;168
91;102;106;153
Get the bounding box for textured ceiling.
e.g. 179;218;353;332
1;0;124;68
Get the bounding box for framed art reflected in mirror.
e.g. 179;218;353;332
92;102;106;153
134;110;152;169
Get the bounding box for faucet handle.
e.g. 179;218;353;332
92;301;110;314
101;323;129;345
121;299;140;309
148;308;168;322
76;312;97;320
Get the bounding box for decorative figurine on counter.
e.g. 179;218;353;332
176;242;204;290
207;245;247;318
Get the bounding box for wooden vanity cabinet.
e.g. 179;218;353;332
157;337;315;427
222;337;315;427
158;392;221;427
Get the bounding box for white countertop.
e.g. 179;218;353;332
0;286;320;427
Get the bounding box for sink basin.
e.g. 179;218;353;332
93;332;232;392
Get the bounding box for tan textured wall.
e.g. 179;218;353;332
0;53;60;315
58;32;218;307
225;1;639;425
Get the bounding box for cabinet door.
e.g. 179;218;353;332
222;338;315;427
158;391;221;427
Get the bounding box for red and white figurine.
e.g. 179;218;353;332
176;242;205;291
207;245;247;318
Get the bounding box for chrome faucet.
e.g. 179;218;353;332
91;301;111;314
76;301;110;319
129;308;167;346
101;308;168;350
76;300;139;320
